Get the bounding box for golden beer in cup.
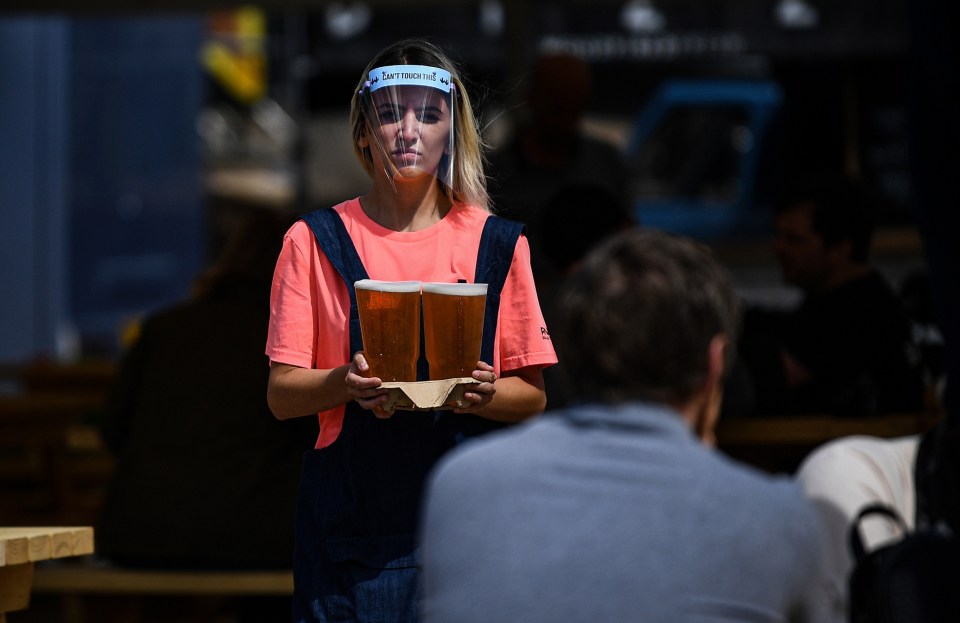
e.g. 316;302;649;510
354;279;422;382
422;282;488;380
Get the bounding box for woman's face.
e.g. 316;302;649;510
364;85;452;181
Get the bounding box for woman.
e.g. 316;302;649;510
265;39;557;622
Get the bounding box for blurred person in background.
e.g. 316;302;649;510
794;1;960;614
738;174;924;416
419;229;827;622
96;207;315;621
265;39;556;622
487;51;630;274
534;182;635;409
796;433;920;622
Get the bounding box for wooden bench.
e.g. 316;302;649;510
32;563;293;596
0;527;95;623
716;411;943;473
0;392;116;527
31;561;293;623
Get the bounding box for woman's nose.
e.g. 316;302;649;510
398;110;419;142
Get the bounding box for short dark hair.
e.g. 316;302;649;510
777;175;878;262
554;229;740;405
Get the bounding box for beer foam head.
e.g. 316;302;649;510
354;279;422;293
422;282;488;296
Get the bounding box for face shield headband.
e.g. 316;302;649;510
359;64;456;191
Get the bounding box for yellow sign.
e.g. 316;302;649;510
202;7;266;104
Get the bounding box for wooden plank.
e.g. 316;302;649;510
0;528;94;567
32;566;294;595
0;562;34;615
0;393;106;428
0;533;43;567
716;413;941;447
16;360;116;397
715;413;943;475
0;390;112;525
64;528;94;560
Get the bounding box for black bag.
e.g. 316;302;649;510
848;504;960;623
848;420;960;623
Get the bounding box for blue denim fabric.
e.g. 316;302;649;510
293;449;419;623
291;208;524;622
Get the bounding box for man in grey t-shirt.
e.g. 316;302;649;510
419;229;827;622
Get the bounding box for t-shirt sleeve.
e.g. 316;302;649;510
497;234;558;373
265;224;318;369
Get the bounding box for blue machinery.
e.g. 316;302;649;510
626;79;784;240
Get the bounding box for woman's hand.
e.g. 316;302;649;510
346;352;392;418
453;360;498;414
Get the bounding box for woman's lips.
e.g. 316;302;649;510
393;150;420;165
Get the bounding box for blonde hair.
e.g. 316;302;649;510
350;39;491;212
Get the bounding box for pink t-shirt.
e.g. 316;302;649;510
266;198;558;448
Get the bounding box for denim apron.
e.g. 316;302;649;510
292;207;523;622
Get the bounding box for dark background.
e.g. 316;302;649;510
0;0;938;362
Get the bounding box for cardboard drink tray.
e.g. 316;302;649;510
379;378;480;412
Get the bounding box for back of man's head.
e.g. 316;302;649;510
554;229;739;405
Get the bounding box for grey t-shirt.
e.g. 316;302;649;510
419;402;827;623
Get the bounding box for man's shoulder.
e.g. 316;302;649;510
435;416;553;466
428;414;579;491
695;445;820;525
721;452;809;501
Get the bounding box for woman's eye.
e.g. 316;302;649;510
420;112;441;124
377;108;400;124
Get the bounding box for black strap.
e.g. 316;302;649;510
474;215;525;364
301;208;370;357
849;504;909;562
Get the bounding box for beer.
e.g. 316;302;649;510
354;280;422;382
422;282;487;380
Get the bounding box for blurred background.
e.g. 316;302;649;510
0;0;924;365
2;1;955;621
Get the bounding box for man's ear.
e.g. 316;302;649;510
706;334;727;389
694;334;728;447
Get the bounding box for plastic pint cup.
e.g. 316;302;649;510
354;280;422;382
422;282;488;380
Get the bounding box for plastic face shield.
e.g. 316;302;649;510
359;64;456;190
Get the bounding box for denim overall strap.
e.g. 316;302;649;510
434;215;525;445
294;207;428;622
301;208;368;357
475;215;525;365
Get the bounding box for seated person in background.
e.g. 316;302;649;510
486;51;629;263
419;229;827;622
96;209;316;573
796;434;920;622
739;175;924;416
796;417;960;622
